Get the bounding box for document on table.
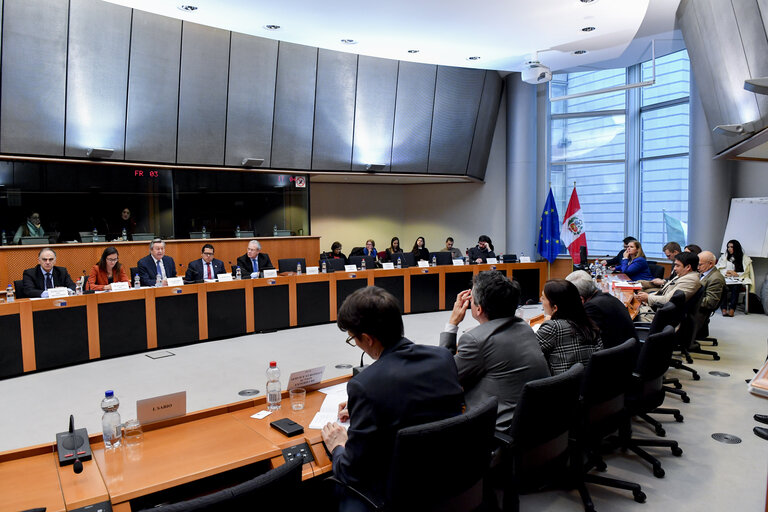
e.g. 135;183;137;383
309;383;350;430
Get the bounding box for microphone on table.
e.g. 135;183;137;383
353;352;368;376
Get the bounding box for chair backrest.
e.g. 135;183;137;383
278;258;306;273
630;326;676;408
349;246;364;257
320;258;346;272
648;300;679;335
647;262;665;279
14;279;26;299
130;267;139;283
676;286;704;348
430;252;453;266
136;456;302;511
398;252;416;268
131;232;155;241
385;397;498;510
348;255;376;269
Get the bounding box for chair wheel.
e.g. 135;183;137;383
681;395;690;403
674;382;682;389
685;356;693;364
653;466;665;478
672;446;683;456
714;355;721;361
674;413;684;422
633;491;647;503
655;426;666;437
692;373;701;381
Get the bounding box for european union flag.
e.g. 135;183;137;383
538;188;561;263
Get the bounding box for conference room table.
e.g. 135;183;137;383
0;261;546;378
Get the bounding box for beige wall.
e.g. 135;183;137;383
310;91;508;258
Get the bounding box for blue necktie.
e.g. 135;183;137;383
156;260;163;279
252;258;258;273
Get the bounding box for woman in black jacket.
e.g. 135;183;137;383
411;236;430;261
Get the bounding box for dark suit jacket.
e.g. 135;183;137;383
136;254;177;287
583;291;638;348
235;253;274;274
606;248;624;266
186;258;225;282
22;265;76;298
331;338;464;506
440;317;550;432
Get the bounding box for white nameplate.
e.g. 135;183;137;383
137;391;186;425
306;266;319;275
263;269;278;278
452;259;465;266
486;258;498;264
345;265;357;272
166;277;184;286
417;260;430;268
287;366;325;390
382;262;395;270
47;287;69;298
111;281;130;291
520;256;531;263
217;273;233;282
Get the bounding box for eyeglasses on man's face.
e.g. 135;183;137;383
345;335;357;347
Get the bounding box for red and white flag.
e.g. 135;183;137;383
561;187;587;264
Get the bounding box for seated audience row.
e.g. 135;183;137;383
323;235;498;265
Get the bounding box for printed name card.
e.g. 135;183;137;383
263;269;278;278
486;258;498;264
452;259;465;266
287;366;325;389
166;277;184;286
217;273;233;282
345;265;358;272
111;281;130;291
47;287;69;298
137;391;187;425
417;260;430;268
306;266;319;275
382;262;395;270
519;256;531;263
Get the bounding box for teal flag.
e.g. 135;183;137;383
538;188;561;263
663;211;687;246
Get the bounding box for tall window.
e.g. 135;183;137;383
548;50;690;258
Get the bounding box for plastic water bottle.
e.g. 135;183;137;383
360;258;366;270
273;224;278;237
101;390;122;449
235;226;241;238
155;273;162;287
121;228;127;241
6;284;14;303
133;274;140;289
92;227;98;241
296;262;302;275
75;278;83;296
431;255;437;267
201;226;207;239
235;266;242;280
266;361;281;411
1;231;6;245
322;261;327;274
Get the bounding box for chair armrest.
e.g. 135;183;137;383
325;476;383;511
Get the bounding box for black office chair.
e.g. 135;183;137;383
278;258;306;273
13;279;26;299
578;338;646;505
398;252;416;268
430;252;453;266
320;258;346;272
688;291;720;360
332;398;498;511
647;262;665;280
348;246;364;257
349;255;376;270
493;364;589;512
130;267;140;284
135;456;302;511
634;299;680;341
669;287;704;380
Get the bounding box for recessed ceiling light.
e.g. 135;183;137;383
263;24;281;30
581;26;595;32
580;0;597;3
178;5;197;11
407;49;420;54
574;50;588;55
340;39;357;45
467;56;481;61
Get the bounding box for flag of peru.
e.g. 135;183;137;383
561;187;587;264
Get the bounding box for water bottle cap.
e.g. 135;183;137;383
105;390;114;398
269;361;277;367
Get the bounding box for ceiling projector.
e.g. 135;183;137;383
522;60;552;85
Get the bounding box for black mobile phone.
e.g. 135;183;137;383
270;418;304;437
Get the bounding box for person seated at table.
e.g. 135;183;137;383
236;239;274;277
411;236;430;261
565;270;637;348
695;251;725;339
22;247;76;298
13;211;45;244
601;236;636;267
440;271;549;432
441;236;463;260
88;247;130;291
635;252;701;322
136;239;177;287
321;287;463;510
717;239;754;317
537;279;602;375
186;243;225;282
617;240;653;281
324;241;348;264
363;239;378;259
380;237;402;263
684;244;702;255
467;235;496;263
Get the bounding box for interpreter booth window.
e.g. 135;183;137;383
548;49;690;259
0;160;309;243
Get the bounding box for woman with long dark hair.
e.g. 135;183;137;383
382;237;403;262
88;247;130;291
717;239;754;316
412;236;430;261
536;279;602;375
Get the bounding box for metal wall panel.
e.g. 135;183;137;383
1;0;68;155
177;22;230;165
65;0;131;159
125;10;181;163
312;49;357;171
225;34;278;167
732;0;768;126
352;56;398;171
391;62;436;174
429;66;485;174
272;42;317;169
467;71;503;180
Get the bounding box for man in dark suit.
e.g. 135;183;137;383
694;250;726;340
602;236;636;267
566;270;638;348
136;238;176;287
235;240;274;277
22;247;77;298
322;287;464;510
440;271;549;432
185;243;225;282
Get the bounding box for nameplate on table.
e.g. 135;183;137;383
166;277;184;286
345;265;357;272
452;259;465;266
417;260;429;268
111;281;130;291
137;391;187;425
486;258;498;264
306;266;319;275
382;262;394;270
217;273;233;282
47;287;69;299
263;269;278;278
519;256;531;263
287;366;325;390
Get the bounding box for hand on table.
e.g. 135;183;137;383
651;278;665;287
449;289;472;326
322;422;348;453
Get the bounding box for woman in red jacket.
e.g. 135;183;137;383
88;247;130;291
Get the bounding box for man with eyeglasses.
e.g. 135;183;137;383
22;247;76;298
321;286;463;510
136;239;177;287
185;243;225;283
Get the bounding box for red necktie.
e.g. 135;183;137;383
207;263;212;279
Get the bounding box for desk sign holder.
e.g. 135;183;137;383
217;273;233;282
137;391;186;425
263;269;278;278
166;277;184;287
287;366;325;390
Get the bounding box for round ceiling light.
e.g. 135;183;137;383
263;24;281;30
580;0;597;3
340;39;358;45
574;50;588;55
407;49;420;54
178;5;197;11
581;26;595;32
467;56;481;61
